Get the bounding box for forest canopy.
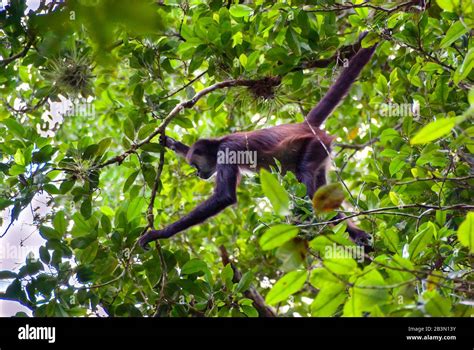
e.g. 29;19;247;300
0;0;473;317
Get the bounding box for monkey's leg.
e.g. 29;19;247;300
295;141;329;198
318;171;371;247
296;142;372;248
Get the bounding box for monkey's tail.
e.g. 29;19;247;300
306;41;378;128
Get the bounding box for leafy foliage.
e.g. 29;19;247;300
0;0;472;317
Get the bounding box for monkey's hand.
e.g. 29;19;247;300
138;229;172;251
348;227;373;252
164;136;177;150
163;136;190;158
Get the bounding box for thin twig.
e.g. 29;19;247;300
163;70;207;99
392;175;474;186
300;203;474;228
144;128;168;300
304;1;417;14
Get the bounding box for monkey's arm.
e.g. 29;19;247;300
138;164;238;249
164;136;190;158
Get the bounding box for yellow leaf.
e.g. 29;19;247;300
348;127;359;141
312;183;345;213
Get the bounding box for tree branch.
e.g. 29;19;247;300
163;70;208;99
292;40;362;71
300;204;474;228
93;76;281;170
303;1;420;14
0;37;35;68
392;175;474;186
219;245;276;317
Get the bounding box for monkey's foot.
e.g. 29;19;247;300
138;229;169;251
348;228;373;252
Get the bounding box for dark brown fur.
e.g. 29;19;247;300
139;40;378;250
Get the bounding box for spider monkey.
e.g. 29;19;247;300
139;37;378;251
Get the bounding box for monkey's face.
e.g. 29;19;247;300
187;139;219;179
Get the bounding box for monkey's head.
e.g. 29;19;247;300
186;139;220;179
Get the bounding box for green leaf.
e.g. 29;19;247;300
425;292;452;316
59;179;75;194
389;191;403;206
127;196;145;221
285;27;301;56
457;212;474;253
32;145;55;163
82;144;99;160
276;239;306;271
380;227;400;253
39;225;62;240
310;268;345;290
265;270;307;305
229;4;253;17
440;21;467;48
435;0;458;12
221;263;234;289
324;258;358;275
96;137;113;156
181;259;208;275
0;271;17;279
132;84;144;105
350;269;388;314
0;198;13;210
71;213;92;237
53;211;67;234
123;118;135;140
260;169;290;215
235;271;254;293
409;223;435;260
80;199;92;219
39;246;50;264
410;117;457;144
259;224;299;250
4;118;25;138
389;158;405;176
239;53;247;68
3;279;26;302
123;171;139;192
232;31;243;47
453;48;474;85
361;32;379;48
100;206;115;216
311;287;346;316
101;214;112;234
241;305;258;317
14;149;25;166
